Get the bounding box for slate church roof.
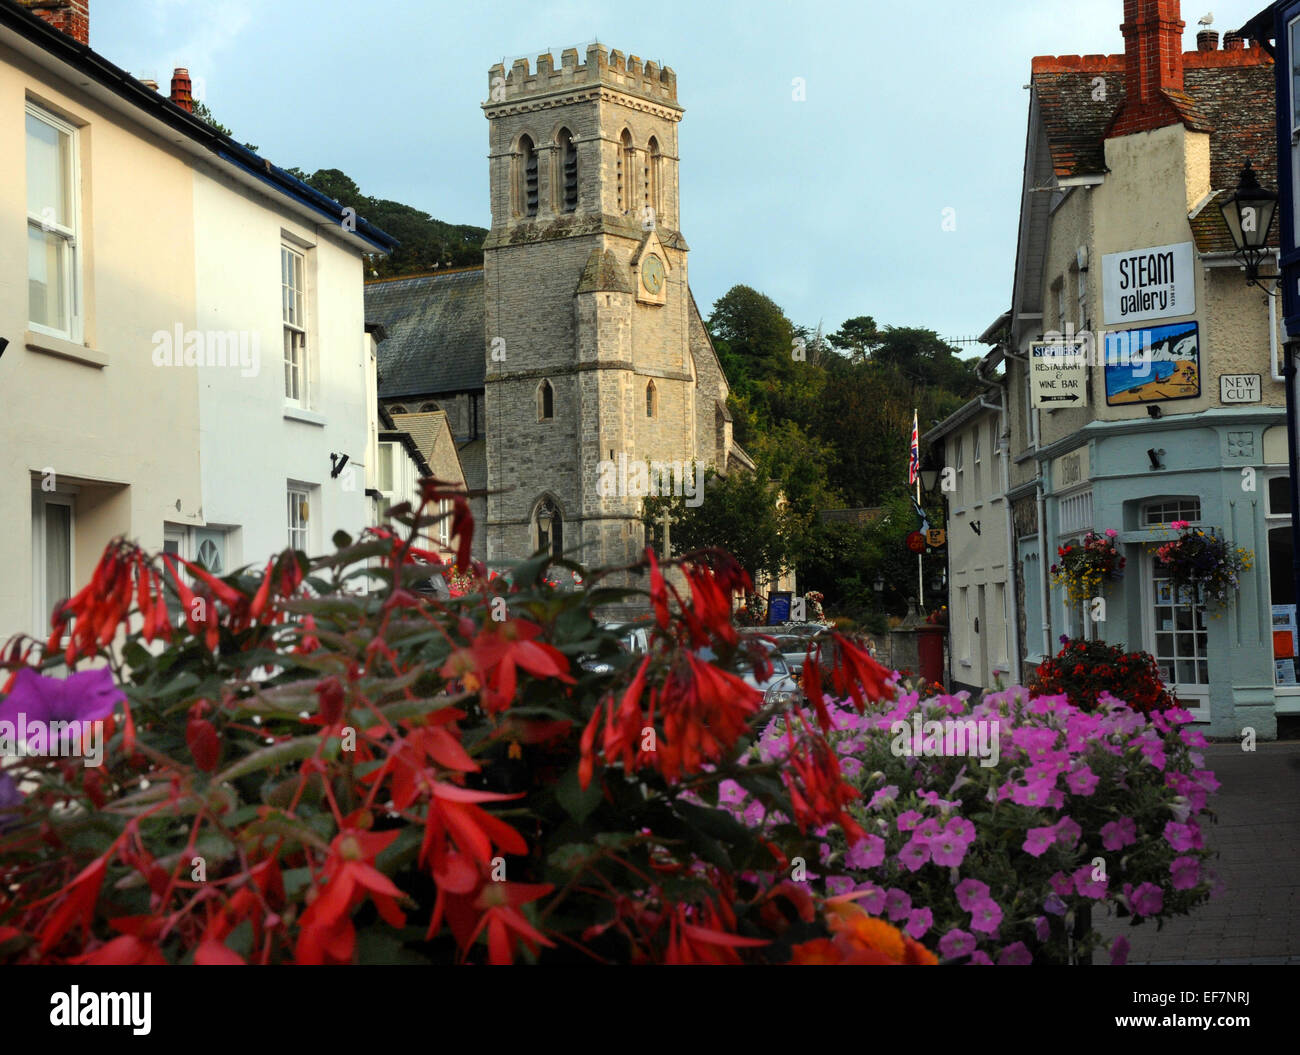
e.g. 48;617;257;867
366;268;486;399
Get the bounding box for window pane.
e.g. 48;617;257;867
27;112;70;226
28;225;67;332
44;503;71;618
378;443;394;492
1269;476;1292;517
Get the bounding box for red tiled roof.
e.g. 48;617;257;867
1030;46;1277;251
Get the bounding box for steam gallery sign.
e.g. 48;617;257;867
1102;241;1196;325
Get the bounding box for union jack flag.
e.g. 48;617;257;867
908;410;919;486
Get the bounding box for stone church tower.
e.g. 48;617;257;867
482;45;735;573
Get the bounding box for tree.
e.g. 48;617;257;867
827;316;879;364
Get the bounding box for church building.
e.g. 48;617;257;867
365;44;751;572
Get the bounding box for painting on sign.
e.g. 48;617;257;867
1102;241;1196;325
1103;322;1200;406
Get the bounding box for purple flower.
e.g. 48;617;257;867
955;878;990;912
944;817;976;846
1073;865;1108;899
853;882;886;915
1170;856;1200;891
1053;816;1082;847
1128;881;1164;917
967;950;994;965
898;836;931;872
844;833;886;870
969;898;1003;935
1010;779;1053;808
0;771;23;832
1034;916;1051;942
1101;816;1138;851
1110;935;1131;966
1022;825;1056;858
0;667;122;751
1048;871;1075;897
1043;893;1067;916
929;830;968;868
1065;764;1099;796
884;888;912;922
1164;821;1201;852
867;784;899;809
896;809;923;832
825;875;855;896
938;928;976;959
915;816;943;840
905;907;933;939
997;941;1032;965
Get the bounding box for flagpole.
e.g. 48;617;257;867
911;408;924;614
916;473;924;613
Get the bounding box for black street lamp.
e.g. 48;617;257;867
1219;160;1279;290
1219;157;1300;627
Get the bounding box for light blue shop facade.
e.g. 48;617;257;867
1017;408;1294;739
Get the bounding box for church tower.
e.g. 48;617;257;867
481;45;697;574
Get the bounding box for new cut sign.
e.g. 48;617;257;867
1030;341;1088;410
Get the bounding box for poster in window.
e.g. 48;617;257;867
1277;659;1298;686
1103;322;1200;406
1273;629;1296;659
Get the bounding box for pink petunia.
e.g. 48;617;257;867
969;898;1003;935
1110;935;1130;965
1163;821;1201;852
1101;817;1138;851
1053;816;1082;847
845;833;886;870
896;809;923;832
997;941;1032;965
1022;826;1056;858
1065;765;1099;796
898;836;932;872
905;907;933;939
1128;881;1164;917
868;785;899;809
884;888;912;922
939;928;977;959
1170;856;1200;891
1073;865;1108;899
1011;779;1054;808
955;878;990;912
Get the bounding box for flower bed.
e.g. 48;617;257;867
720;684;1217;965
1031;638;1177;715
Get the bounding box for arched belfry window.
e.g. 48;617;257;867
535;497;563;558
537;379;554;421
646;380;657;418
618;129;634;213
645;136;661;216
514;135;538;218
557;128;578;213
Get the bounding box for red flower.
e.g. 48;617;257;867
443;619;574;714
35;854;108;954
463;881;555;965
295;829;407;965
185;717;220;772
68;916;168;965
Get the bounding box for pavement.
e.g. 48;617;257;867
1093;741;1300;964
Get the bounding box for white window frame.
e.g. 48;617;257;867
282;244;307;407
26;102;82;343
376;442;395;522
287;485;310;552
32;490;75;637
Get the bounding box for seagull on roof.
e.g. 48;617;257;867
1198;12;1213;27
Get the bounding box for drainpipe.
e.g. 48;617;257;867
973;359;1021;685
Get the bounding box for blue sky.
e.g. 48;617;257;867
94;0;1266;344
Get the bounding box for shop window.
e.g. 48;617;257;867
1144;499;1201;526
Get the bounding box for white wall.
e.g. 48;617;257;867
192;171;370;568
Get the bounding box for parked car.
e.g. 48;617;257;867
580;621;653;674
698;641;801;707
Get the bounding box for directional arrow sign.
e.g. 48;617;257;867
1030;340;1088;410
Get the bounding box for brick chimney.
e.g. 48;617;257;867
1108;0;1202;138
1223;31;1244;51
21;1;89;45
170;68;193;112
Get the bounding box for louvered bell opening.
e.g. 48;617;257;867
525;151;539;216
563;136;578;213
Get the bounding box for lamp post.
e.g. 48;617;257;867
1219;159;1300;620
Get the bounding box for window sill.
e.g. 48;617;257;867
284;406;326;427
959;659;972;668
26;330;108;369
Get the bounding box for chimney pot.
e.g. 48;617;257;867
1223;31;1244;51
21;1;89;45
140;78;158;91
1196;29;1219;52
170;67;193;112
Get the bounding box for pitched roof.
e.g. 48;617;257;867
366;268;486;399
1030;47;1278;252
457;437;486;493
389;410;466;488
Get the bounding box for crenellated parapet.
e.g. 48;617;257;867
486;44;680;114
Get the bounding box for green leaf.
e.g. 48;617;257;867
214;735;320;783
555;764;604;826
332;530;353;549
355;929;429;965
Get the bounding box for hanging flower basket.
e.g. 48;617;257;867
1151;520;1252;611
804;590;826;622
1050;529;1125;604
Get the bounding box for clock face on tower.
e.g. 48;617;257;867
642;253;665;295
